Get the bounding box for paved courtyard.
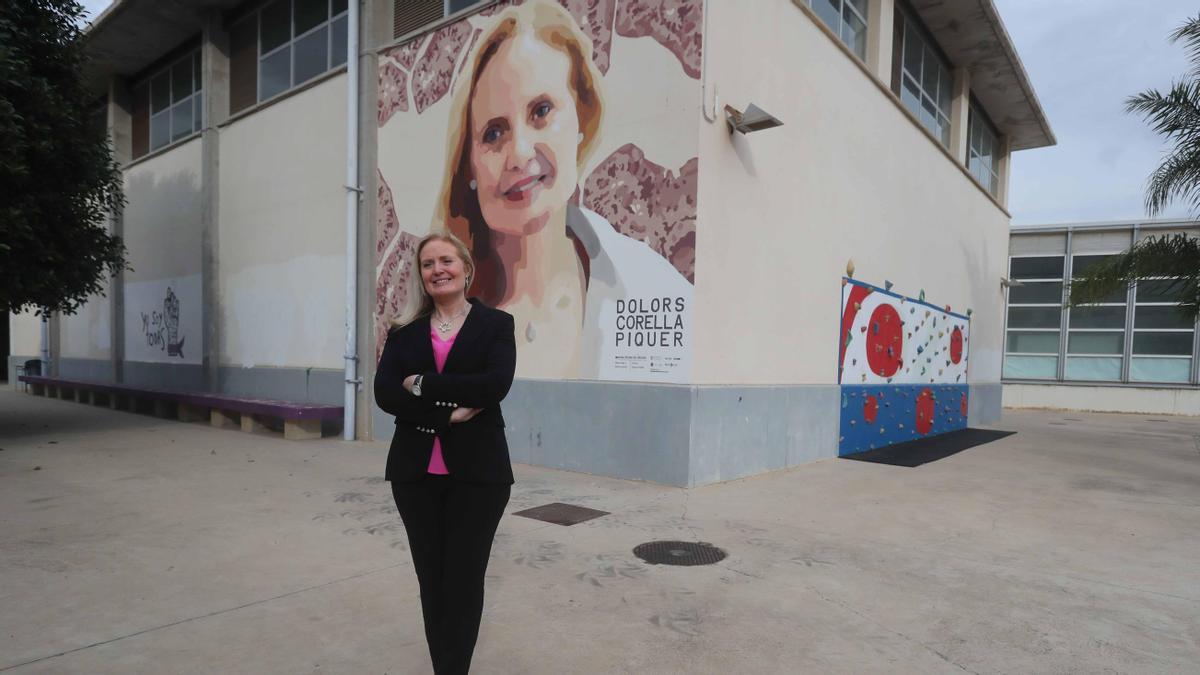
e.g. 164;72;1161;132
1;387;1197;674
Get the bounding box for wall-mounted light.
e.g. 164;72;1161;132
1000;277;1025;288
724;103;783;134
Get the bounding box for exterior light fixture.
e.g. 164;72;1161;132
724;103;783;134
1000;277;1025;288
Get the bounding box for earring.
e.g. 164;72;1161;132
577;132;584;145
469;179;477;190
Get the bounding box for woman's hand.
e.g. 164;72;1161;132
402;374;417;392
449;407;481;424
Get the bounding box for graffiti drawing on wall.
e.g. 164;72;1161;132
140;287;186;358
376;0;700;383
838;278;970;455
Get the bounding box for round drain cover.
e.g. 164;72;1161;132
633;541;727;566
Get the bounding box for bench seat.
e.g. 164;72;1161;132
18;375;342;440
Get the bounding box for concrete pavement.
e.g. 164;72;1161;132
1;388;1198;673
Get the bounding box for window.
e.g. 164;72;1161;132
229;0;349;114
1065;255;1126;381
131;50;203;159
968;102;1000;195
893;6;952;147
394;0;486;40
1003;256;1063;379
809;0;868;59
1006;235;1200;386
1131;278;1195;382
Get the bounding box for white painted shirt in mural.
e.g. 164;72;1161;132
567;206;693;384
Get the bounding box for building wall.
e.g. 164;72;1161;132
694;0;1010;388
1004;383;1200;417
217;74;348;371
59;281;111;362
122;137;203;368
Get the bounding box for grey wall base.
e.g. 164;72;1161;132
16;357;342;405
373;379;842;487
968;382;1003;425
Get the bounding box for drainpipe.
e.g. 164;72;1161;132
343;0;361;440
40;315;50;373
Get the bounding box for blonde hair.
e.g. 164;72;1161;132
434;0;605;303
390;232;476;329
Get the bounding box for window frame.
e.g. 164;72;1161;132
808;0;870;60
967;99;1000;196
1003;245;1200;387
230;0;349;107
1003;254;1065;381
139;49;203;155
893;2;953;148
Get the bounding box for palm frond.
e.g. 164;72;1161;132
1068;234;1200;320
1143;141;1200;216
1170;14;1200;77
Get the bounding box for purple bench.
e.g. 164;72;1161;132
17;375;342;440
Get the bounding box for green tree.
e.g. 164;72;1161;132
1069;15;1200;318
0;0;127;316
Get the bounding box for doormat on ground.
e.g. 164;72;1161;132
840;428;1016;467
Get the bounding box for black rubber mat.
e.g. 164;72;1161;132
840;428;1016;467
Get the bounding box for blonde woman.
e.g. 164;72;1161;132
437;0;692;380
375;232;516;674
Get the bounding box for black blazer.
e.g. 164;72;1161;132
375;299;516;484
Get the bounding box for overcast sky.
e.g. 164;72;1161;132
79;0;1197;225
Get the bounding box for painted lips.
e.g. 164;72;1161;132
504;174;548;201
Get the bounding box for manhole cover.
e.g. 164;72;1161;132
512;502;609;526
633;541;727;566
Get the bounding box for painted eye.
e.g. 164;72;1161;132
482;125;502;144
533;101;552;119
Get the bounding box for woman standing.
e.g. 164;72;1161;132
375;232;516;674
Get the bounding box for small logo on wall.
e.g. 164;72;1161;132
141;287;186;358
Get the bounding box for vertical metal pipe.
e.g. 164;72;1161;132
343;0;361;440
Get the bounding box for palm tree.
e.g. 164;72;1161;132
1068;15;1200;318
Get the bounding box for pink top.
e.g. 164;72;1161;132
427;327;456;474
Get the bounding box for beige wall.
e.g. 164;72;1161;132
692;0;1010;386
1004;383;1200;417
9;311;43;357
218;74;348;370
122;137;204;365
59;279;111;360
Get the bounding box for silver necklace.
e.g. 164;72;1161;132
434;304;469;334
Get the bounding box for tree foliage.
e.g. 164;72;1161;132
0;0;127;316
1070;15;1200;318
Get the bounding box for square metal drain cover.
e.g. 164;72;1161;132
512;502;608;526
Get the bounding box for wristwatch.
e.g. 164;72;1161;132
411;374;423;397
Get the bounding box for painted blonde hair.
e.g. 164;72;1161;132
390;232;476;329
434;0;606;303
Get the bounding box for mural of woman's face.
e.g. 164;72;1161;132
468;34;581;237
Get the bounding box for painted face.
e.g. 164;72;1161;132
419;239;470;301
468;33;580;236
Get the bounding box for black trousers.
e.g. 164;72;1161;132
392;475;510;675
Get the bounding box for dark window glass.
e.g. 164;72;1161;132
1008;307;1062;329
293;25;329;84
171;57;193;102
1068;331;1123;355
1136;279;1188;303
261;0;292;54
150;114;170;149
260;48;291;99
294;0;328;35
1010;257;1064;280
193;52;202;92
332;0;348;15
170;100;193;141
330;14;348;67
1134;306;1195;330
1009;282;1062;305
1068;306;1126;329
448;0;480;12
1071;254;1117;278
1133;332;1195;356
151;72;171;113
